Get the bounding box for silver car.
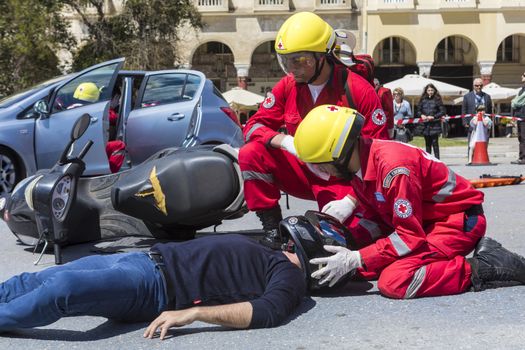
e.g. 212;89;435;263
0;58;244;195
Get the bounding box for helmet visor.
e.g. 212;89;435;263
276;52;317;75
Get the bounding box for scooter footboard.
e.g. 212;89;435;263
111;146;241;227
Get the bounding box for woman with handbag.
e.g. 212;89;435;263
392;87;413;143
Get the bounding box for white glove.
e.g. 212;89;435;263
310;246;362;287
321;196;356;223
280;135;297;156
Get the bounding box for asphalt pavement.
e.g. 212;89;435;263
1;139;525;349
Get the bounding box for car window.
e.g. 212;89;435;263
0;75;65;109
52;63;119;114
140;73;201;108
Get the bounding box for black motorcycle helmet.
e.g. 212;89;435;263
1;175;41;246
280;210;356;290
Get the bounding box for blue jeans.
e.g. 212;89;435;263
0;252;168;331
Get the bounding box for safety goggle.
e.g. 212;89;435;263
306;162;334;181
276;52;316;74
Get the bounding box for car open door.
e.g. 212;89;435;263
34;58;124;174
124;70;205;166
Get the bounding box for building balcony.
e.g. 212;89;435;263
194;0;229;13
315;0;354;11
367;0;415;11
254;0;289;12
439;0;477;9
500;0;525;8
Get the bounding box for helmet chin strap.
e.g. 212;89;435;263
307;54;326;85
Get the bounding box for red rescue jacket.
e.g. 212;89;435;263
351;138;484;272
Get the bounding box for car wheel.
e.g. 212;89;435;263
0;147;23;196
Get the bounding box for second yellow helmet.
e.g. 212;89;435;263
294;105;364;164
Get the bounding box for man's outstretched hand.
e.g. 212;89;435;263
144;309;197;340
143;302;253;340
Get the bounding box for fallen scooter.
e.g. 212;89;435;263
1;114;246;264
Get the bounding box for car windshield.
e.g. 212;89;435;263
0;75;66;109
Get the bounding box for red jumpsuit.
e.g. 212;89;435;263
239;64;389;223
377;86;394;139
351;138;486;299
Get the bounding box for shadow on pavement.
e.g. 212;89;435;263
6;319;145;341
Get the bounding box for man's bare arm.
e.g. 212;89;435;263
143;302;253;340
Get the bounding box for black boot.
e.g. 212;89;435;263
468;237;525;291
256;206;283;250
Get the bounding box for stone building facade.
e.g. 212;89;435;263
65;0;525;92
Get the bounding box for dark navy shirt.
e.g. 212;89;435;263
152;234;305;328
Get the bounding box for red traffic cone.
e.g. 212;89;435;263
468;113;495;166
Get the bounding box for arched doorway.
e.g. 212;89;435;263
191;42;235;91
373;36;418;84
431;35;477;137
491;34;525;134
431;35;477;90
493;34;525;88
249;40;283;95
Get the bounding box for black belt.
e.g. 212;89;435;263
465;204;484;216
147;251;175;307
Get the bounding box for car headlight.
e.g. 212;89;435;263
51;175;72;222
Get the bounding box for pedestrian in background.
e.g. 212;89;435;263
416;83;446;159
392;87;412;143
462;78;493;141
511;72;525;164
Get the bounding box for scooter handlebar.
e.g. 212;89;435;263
77;140;93;160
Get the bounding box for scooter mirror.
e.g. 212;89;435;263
71;113;92;141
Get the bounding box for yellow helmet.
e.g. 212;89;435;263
275;12;335;55
294;105;364;164
73;82;100;103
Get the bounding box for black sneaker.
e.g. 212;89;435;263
510;159;525;165
468;237;525;291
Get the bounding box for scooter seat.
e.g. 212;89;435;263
111;145;240;226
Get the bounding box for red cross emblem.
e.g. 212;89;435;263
263;92;275;109
372;109;386;125
277;38;284;50
327;105;339;112
394;199;412;219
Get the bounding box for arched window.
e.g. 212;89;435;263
497;35;520;63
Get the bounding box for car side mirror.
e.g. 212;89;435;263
34;100;50;118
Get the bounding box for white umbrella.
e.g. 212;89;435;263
384;74;468;104
222;87;264;111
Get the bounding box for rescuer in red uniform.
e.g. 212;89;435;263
239;12;389;248
293;104;525;298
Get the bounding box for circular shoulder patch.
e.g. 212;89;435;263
263;92;276;109
371;108;386;125
394;198;412;219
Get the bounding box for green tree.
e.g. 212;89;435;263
0;0;74;97
68;0;202;71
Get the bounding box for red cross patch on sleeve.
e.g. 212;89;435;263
372;108;386;125
394;198;412;219
263;92;276;109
